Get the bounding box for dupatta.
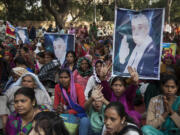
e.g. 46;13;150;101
161;96;180;135
59;73;86;118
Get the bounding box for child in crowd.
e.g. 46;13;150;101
85;85;109;135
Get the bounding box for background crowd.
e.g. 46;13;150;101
0;20;180;135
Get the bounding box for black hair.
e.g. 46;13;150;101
37;52;45;58
45;51;56;59
161;73;178;86
58;68;71;78
33;111;69;135
95;60;104;67
105;102;134;123
65;51;77;63
14;87;36;104
88;89;93;98
14;56;28;66
110;76;127;87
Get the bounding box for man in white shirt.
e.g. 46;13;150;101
53;37;67;64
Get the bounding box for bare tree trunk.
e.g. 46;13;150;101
166;0;172;24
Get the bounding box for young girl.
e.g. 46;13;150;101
84;85;109;135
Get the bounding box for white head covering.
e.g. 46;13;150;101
14;72;46;91
13;72;51;103
13;72;52;109
12;67;29;77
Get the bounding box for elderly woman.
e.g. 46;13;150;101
5;72;52;112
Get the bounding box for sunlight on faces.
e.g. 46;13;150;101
132;14;150;46
104;107;125;134
53;38;66;60
14;94;35;115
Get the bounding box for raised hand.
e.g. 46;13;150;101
91;85;103;101
119;35;130;64
128;66;139;85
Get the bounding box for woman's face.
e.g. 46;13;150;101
80;59;89;71
45;54;53;64
22;76;36;88
95;63;103;76
29;121;45;135
112;80;125;97
66;53;75;64
59;72;70;89
104;107;123;134
92;100;103;112
162;79;178;98
36;56;45;65
14;94;34;115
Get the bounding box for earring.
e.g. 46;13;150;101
121;121;124;124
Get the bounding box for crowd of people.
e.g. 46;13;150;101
0;20;180;135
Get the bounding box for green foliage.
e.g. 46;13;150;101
0;0;179;24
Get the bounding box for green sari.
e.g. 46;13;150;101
142;96;180;135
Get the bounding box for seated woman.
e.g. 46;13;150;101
28;111;69;135
62;51;77;72
5;87;48;135
5;72;52;112
84;60;112;101
73;56;93;91
54;69;90;135
84;85;109;135
142;74;180;135
103;102;143;135
110;67;141;125
38;51;61;95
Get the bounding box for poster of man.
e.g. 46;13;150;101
44;33;75;64
113;8;164;79
16;27;30;45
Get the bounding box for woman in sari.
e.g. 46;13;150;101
142;74;180;135
73;56;93;91
54;69;90;135
110;67;141;126
6;87;48;135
